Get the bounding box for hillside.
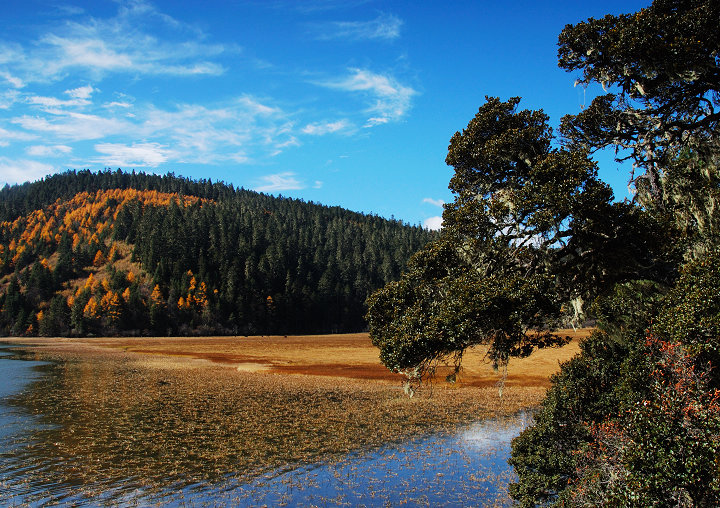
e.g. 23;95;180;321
0;170;435;337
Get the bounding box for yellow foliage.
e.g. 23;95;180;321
100;291;122;323
84;297;98;318
150;284;164;306
122;287;131;302
197;282;208;308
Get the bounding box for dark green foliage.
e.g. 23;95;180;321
509;331;636;507
367;96;648;379
367;235;565;375
38;295;71;337
655;252;720;363
0;170;433;337
558;0;720;213
362;0;720;504
506;1;720;504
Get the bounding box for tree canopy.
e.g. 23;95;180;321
367;0;720;504
0;170;434;337
367;96;646;376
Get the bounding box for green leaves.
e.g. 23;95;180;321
368;97;609;379
558;0;720;208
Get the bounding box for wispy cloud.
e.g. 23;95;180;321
0;157;56;185
13;112;132;141
423;197;445;208
0;126;37;146
3;0;232;85
26;144;72;157
255;172;305;192
266;0;374;14
93;142;174;167
0;90;22;110
27;85;97;110
0;70;24;88
10;93;297;162
302;119;351;135
66;85;95;100
313;13;403;41
320;68;416;126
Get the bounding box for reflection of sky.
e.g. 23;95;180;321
0;348;56;507
214;413;533;507
460;411;534;451
0;349;532;507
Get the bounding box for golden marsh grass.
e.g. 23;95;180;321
0;330;589;505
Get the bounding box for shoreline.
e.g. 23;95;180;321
0;329;590;415
0;331;589;505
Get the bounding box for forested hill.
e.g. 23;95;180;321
0;170;435;337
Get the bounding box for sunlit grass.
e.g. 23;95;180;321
0;331;587;505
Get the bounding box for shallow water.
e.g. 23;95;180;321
0;344;528;506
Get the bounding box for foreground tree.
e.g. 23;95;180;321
367;97;660;380
367;0;720;505
558;0;720;256
509;0;720;505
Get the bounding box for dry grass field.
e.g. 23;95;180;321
0;330;592;504
4;328;591;404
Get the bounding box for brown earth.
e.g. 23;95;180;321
2;328;591;402
0;329;593;501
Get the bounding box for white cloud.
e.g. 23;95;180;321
0;127;38;146
104;101;132;109
26;144;72;157
255;172;305;192
25;85;95;111
0;90;21;110
423;197;445;208
3;1;231;85
93;142;174;167
313;180;323;188
424;216;443;230
302;119;350;135
12;91;298;163
314;13;403;41
66;85;95;100
270;0;374;14
320;68;416;126
0;71;24;88
13;112;131;141
136;97;296;161
0;157;56;185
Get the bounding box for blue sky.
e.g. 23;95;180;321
0;0;648;228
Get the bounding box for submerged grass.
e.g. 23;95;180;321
0;332;587;505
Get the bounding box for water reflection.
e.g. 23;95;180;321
219;413;530;507
0;347;528;506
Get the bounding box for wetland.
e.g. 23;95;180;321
0;331;588;506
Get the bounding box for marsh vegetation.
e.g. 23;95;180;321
0;333;584;505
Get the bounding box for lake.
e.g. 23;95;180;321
0;343;529;506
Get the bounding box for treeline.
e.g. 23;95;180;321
367;0;720;505
0;170;435;336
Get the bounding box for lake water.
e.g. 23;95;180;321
0;344;528;507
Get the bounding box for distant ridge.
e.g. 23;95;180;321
0;170;435;337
